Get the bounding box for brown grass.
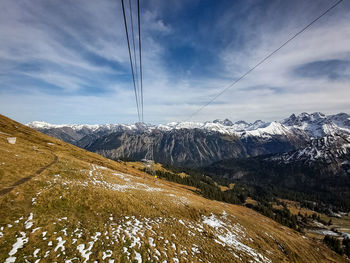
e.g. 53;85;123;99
0;114;347;263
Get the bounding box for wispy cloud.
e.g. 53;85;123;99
0;0;349;124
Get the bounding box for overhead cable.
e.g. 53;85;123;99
185;0;343;121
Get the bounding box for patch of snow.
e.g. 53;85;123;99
342;232;350;239
113;172;131;182
24;213;34;229
202;214;271;263
6;232;28;261
148;237;156;247
4;257;16;263
203;214;224;228
178;219;185;226
65;258;79;263
313;221;326;228
102;250;113;260
33;248;40;257
77;242;94;262
312;229;340;236
32;227;41;233
87;166;162;193
191;246;200;254
7;137;16;144
54;237;66;252
61;228;68;236
134;251;142;263
90;232;101;242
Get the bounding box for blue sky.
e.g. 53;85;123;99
0;0;349;124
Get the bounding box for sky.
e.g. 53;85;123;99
0;0;350;124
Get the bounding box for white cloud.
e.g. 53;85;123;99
0;0;349;124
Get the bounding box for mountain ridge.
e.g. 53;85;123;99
27;112;350;138
27;112;350;168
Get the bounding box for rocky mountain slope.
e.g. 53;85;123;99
28;112;350;167
269;134;350;167
1;114;347;262
203;128;350;212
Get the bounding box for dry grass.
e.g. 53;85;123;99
279;198;350;242
278;198;320;217
245;197;258;206
219;183;235;192
319;214;350;234
0;114;347;263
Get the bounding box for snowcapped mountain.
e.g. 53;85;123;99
269;134;350;167
266;112;350;170
27;112;350;167
27;121;143;132
28;112;350;138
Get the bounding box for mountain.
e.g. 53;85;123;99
27;112;350;168
269;134;350;167
203;129;350;212
1;114;346;262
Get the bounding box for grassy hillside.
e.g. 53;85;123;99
0;114;347;262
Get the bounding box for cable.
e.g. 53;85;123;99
128;0;141;120
185;0;343;122
121;0;141;122
137;0;144;123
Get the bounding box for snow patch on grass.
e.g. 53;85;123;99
5;232;28;262
54;237;66;252
87;165;163;193
102;249;113;260
7;137;16;144
33;248;40;257
77;242;94;263
202;214;271;263
24;213;34;229
134;251;142;263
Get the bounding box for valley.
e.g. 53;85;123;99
0;114;348;262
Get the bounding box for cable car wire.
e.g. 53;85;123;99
137;0;144;123
185;0;343;122
128;0;141;121
121;0;141;122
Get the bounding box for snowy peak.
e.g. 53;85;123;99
329;113;350;129
269;134;350;168
213;118;234;126
282;112;350;138
28;112;350;139
27;121;104;131
241;121;291;137
27;121;63;129
282;112;326;126
27;121;138;133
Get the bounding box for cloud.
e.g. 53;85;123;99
294;59;350;80
0;0;349;124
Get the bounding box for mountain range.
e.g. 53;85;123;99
1;114;347;262
28;112;350;169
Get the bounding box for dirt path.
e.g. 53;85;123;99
0;153;58;196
